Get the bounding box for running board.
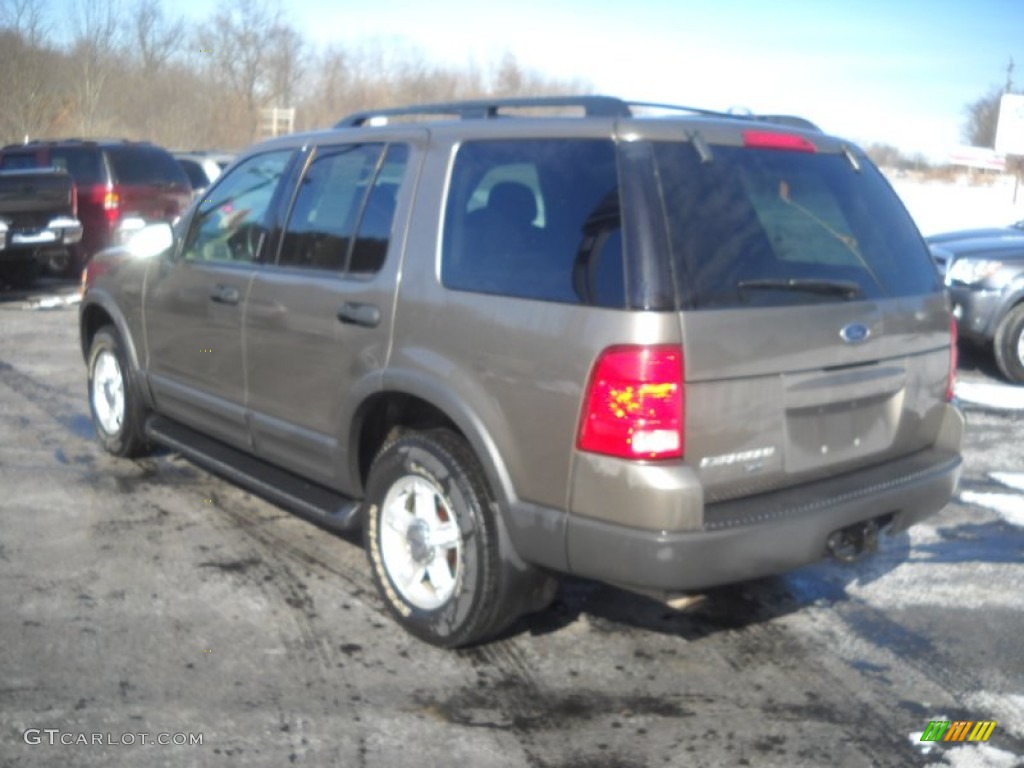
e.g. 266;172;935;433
144;415;362;531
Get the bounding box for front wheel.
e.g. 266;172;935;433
993;304;1024;385
87;326;150;457
363;429;525;647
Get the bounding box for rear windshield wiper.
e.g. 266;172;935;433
736;277;863;300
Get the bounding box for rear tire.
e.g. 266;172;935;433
87;325;150;457
363;429;534;647
993;304;1024;385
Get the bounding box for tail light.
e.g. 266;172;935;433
88;184;121;224
102;189;121;223
578;345;684;460
947;314;958;402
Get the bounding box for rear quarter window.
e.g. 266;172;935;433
48;148;105;185
107;146;189;186
0;153;39;171
442;139;625;307
653;143;940;309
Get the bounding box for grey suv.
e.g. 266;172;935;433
928;228;1024;384
79;97;963;647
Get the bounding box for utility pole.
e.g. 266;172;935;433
1007;57;1015;94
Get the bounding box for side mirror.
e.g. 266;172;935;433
125;222;174;259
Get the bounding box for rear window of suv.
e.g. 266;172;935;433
1;147;105;184
653;143;940;309
106;146;187;186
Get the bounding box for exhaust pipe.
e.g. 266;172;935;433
826;519;881;563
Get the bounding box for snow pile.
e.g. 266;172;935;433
28;293;82;310
954;380;1024;411
958;471;1024;528
989;472;1024;492
886;174;1024;237
924;742;1024;768
958;491;1024;527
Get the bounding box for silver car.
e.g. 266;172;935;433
929;228;1024;383
173;151;234;197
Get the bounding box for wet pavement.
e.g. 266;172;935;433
1;280;1022;767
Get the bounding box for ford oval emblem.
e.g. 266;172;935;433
840;322;870;344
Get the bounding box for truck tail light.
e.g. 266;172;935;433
578;345;684;460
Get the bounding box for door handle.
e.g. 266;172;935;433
336;301;381;328
210;284;240;305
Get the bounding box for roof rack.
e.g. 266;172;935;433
335;95;819;131
1;138;153;150
336;96;630;127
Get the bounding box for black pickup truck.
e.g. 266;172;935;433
0;168;83;287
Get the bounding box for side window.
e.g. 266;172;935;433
441;139;624;306
181;150;292;264
0;153;39;171
278;143;407;274
108;147;187;186
349;144;408;274
49;148;104;185
178;159;208;190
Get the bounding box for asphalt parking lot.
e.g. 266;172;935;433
1;278;1022;768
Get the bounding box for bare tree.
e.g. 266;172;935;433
267;22;305;109
68;0;126;134
963;87;1004;149
199;0;305;143
0;0;70;142
3;0;596;149
130;0;183;75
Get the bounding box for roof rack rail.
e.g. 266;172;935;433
336;96;632;127
335;95;820;132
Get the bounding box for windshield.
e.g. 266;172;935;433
652;143;940;309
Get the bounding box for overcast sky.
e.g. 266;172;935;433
174;0;1023;161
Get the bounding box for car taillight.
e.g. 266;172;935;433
578;345;684;460
743;130;817;153
947;314;958;402
88;184;121;223
103;190;120;222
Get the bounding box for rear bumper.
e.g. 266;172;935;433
564;445;961;592
0;216;83;255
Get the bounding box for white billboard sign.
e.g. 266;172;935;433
995;93;1024;156
948;145;1006;172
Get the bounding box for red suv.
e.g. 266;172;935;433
0;139;191;275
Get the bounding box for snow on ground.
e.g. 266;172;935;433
923;743;1023;768
958;491;1024;527
964;692;1024;740
989;472;1024;492
29;293;81;310
888;172;1024;237
955;380;1024;411
908;683;1023;766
